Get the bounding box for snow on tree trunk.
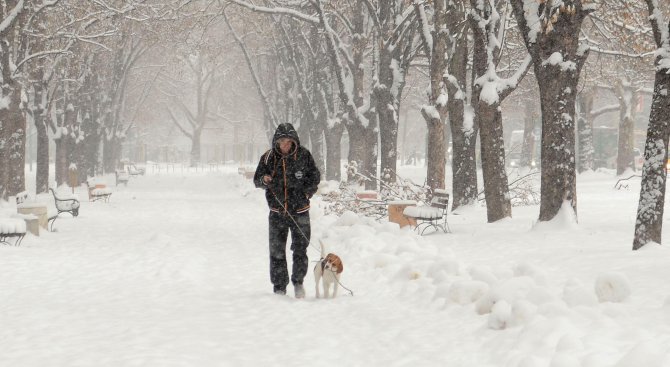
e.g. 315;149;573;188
633;71;669;250
374;0;414;186
449;42;478;210
415;0;449;191
471;0;524;223
633;1;670;250
537;71;580;222
511;0;593;223
477;102;512;222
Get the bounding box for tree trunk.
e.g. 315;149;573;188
521;100;538;168
31;79;50;194
0;82;25;199
309;126;325;175
614;80;636;175
477;102;512;222
448;43;477;208
576;90;595;173
423;109;446;190
325;119;344;181
35;112;49;194
633;67;670;249
376;85;399;184
191;129;202;166
537;69;579;222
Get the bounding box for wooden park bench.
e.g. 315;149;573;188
403;189;451;235
86;179;112;202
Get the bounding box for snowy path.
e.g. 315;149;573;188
0;173;480;366
1;169;669;367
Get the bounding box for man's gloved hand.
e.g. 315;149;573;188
263;175;272;185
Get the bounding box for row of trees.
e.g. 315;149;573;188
1;0;668;250
223;0;669;250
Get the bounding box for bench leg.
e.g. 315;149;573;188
0;233;25;246
49;215;58;232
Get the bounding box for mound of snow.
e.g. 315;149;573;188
595;272;631;303
488;300;512;330
448;280;489;305
334;210;362;226
563;279;598;307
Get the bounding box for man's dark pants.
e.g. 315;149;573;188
269;211;310;292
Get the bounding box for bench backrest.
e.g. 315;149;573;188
15;191;30;205
430;192;449;211
49;188;81;211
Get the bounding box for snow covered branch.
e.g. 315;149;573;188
226;0;319;24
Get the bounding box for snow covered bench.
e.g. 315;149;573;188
128;163;145;177
46;188;80;231
403;189;451;235
0;217;26;246
1;203;27;246
16;189;79;232
115;170;130;186
86;179;112;202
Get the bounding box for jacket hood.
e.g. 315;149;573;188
272;123;300;154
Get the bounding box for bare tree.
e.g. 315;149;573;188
470;0;531;222
633;1;670;250
511;0;594;222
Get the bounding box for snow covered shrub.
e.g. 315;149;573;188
321;171;430;220
594;272;631;303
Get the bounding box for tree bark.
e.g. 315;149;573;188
448;38;478;209
477;102;512;222
576;89;594;173
423;108;446;190
325;118;344;181
0;81;26;199
521;99;538;168
633;71;669;249
511;0;592;222
614;80;637;175
536;69;580;221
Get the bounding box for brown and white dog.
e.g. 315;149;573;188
314;240;344;298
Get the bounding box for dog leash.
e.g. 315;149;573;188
266;185;323;255
328;268;354;297
267;185;355;296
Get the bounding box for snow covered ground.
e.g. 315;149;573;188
1;164;669;367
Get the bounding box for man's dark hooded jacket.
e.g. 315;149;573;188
254;123;321;215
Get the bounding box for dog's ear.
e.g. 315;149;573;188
334;256;343;274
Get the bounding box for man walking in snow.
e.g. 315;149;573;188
254;123;321;298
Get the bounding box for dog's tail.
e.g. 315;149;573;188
318;239;326;259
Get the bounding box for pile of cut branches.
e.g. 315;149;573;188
321;166;431;220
